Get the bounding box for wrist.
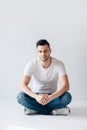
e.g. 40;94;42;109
48;94;54;101
34;94;39;100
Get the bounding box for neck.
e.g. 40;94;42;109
39;57;52;68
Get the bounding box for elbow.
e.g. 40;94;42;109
63;81;70;92
66;83;70;91
66;87;69;91
19;83;25;92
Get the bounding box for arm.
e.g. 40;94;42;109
20;75;49;105
35;74;70;105
48;74;69;102
20;75;38;99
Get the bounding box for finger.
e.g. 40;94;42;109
43;95;49;101
41;98;48;105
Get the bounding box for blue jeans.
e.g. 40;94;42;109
17;92;72;115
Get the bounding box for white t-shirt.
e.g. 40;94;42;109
23;57;66;94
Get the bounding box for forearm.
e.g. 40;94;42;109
20;85;38;100
49;84;69;101
49;75;70;101
20;84;50;106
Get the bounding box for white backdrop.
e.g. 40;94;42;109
0;0;87;100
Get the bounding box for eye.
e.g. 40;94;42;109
39;51;42;53
44;50;47;53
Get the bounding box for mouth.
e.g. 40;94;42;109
40;57;49;62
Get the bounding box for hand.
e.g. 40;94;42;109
35;94;49;105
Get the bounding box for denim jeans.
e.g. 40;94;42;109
17;92;72;115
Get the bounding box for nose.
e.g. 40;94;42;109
42;52;45;56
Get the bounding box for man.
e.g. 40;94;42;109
17;39;72;115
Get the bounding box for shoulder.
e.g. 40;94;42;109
26;58;38;66
52;57;65;66
23;58;38;76
52;57;66;76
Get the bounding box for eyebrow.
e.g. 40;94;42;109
38;49;50;51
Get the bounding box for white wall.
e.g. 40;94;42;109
0;0;87;100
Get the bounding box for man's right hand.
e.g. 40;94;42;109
35;94;49;105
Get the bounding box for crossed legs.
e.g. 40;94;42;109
17;92;72;115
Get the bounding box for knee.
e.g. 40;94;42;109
17;92;26;103
65;92;72;104
61;92;72;106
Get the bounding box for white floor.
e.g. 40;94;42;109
0;99;87;130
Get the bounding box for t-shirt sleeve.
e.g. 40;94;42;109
23;62;34;77
57;62;66;77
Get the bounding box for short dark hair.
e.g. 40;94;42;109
36;39;50;48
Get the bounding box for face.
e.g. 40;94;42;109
36;45;51;62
